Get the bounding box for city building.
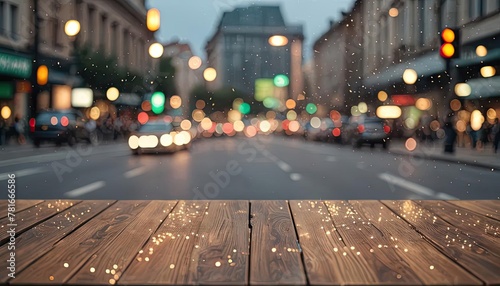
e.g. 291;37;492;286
205;5;304;110
0;0;158;129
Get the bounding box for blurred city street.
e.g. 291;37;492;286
2;136;498;200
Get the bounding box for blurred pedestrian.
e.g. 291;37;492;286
14;116;26;145
444;113;457;153
492;118;500;153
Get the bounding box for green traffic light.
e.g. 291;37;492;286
239;102;251;114
274;74;289;87
151;91;165;114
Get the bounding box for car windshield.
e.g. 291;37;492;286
0;0;498;203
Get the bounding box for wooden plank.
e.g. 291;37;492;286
447;200;500;221
250;200;306;285
11;200;149;285
187;201;249;285
0;200;114;284
328;200;481;285
0;200;44;219
383;200;500;285
417;200;500;254
67;200;177;285
0;200;78;244
119;201;209;285
290;200;374;285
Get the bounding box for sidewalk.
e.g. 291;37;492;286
389;139;500;170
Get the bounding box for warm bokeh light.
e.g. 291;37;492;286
50;116;58;125
146;8;160;32
64;20;80;37
480;66;496;78
286;110;297;121
203;67;217;82
106;87;119;101
476;45;487;57
233;120;245;132
195;99;205;109
454;83;471;97
332;127;341;137
141;100;152;112
430;120;440;131
1;106;11;119
358;102;368;113
268;35;288;47
160;134;173;147
188;56;202;70
222;123;234;134
37;65;48;85
415;98;431;111
266;110;276;119
378;91;388;102
330;110;341;121
128;135;139;149
486;108;497;120
200;117;213;131
388;7;399;17
376;105;402;119
244;126;257;137
441;28;455;42
137;112;149;125
285;99;296;109
351;106;361;116
180;119;192;130
440;43;455;58
470;110;484;131
310;117;321;129
149;43;164;58
288;120;300;132
139;135;159;148
259;120;271;132
450;99;461;111
89;106;100;120
403;68;418;85
60;116;69;127
405;138;417;151
192;109;205;122
456;120;467;132
170;95;182;109
228;110;242;122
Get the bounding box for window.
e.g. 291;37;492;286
10;3;17;40
100;14;107;51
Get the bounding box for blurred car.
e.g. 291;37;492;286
344;117;391;149
331;115;350;144
128;120;192;155
31;109;94;147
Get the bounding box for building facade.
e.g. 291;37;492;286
0;0;157;132
205;5;304;110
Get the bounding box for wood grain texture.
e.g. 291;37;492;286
383;200;500;285
0;200;44;219
68;200;177;285
0;200;113;284
250;200;305;285
290;200;373;285
186;201;249;285
11;200;148;285
448;200;500;221
0;200;78;244
119;201;209;285
333;200;481;285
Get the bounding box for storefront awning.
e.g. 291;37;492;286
466;76;500;99
364;52;446;87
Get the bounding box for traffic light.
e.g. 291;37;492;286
440;28;460;59
37;65;48;85
150;91;165;114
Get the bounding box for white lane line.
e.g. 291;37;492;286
326;156;337;162
65;181;105;198
277;161;292;172
0;153;67;167
436;192;459;200
124;166;147;179
290;173;302;181
0;167;47;181
378;173;435;197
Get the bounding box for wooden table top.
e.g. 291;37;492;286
0;200;499;285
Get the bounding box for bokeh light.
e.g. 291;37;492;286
146;8;160;32
376;105;402;119
351;106;361;116
141;100;152;112
415;98;432;111
222;122;234;134
430;120;440;131
358;102;368;113
454;83;471;97
286;99;296;109
244;126;257;137
196;100;205;109
1;106;11;119
203;67;217;82
180;119;192;130
330;110;341;121
288;120;300;132
388;7;399;17
470;110;484;131
89;106;100;120
50;116;58;125
403;69;418;85
310;117;321;129
200;117;213;131
239;102;251;114
106;87;119;101
259;120;271;132
476;45;487;57
450;99;461;111
286;110;297;121
64;20;80;36
306;103;317;115
378;91;388;102
486;108;497;120
456;120;467;132
233;120;245;132
405;138;417;151
266;110;276;119
268;35;288;47
170;95;182;109
228;110;242;122
128;135;139;149
192;109;205;122
274;74;290;87
137;112;149;125
480;66;496;78
149;43;164;58
188;56;202;70
332;128;341;137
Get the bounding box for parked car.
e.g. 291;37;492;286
128;120;192;155
31;109;95;147
344;117;391;149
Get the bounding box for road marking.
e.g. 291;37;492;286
436;192;459;200
277;161;292;172
0;153;67;168
290;173;302;181
326;156;337;162
124;166;147;179
378;173;434;197
0;167;47;181
65;181;105;198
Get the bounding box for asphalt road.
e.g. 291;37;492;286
1;135;498;200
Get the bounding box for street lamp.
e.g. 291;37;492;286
64;20;81;37
268;35;288;47
149;43;164;59
402;68;418;85
203;67;217;82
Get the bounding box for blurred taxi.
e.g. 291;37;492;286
128;120;192;155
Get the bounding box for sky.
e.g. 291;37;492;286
147;0;355;61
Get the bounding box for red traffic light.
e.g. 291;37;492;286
440;43;455;58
